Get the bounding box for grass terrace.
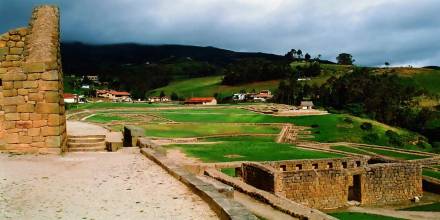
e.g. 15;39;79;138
330;145;375;156
357;147;428;160
329;212;404;220
400;202;440;212
166;136;342;163
142;123;281;138
423;169;440;180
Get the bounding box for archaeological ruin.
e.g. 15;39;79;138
0;5;66;153
240;157;423;209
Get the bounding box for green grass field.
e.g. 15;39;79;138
329;212;404;220
400;202;440;212
142;123;280;138
167;136;342;162
153;108;425;150
330;146;375;156
68;102;177;110
358;147;428;160
423;169;440;179
149;75;280;98
86;114;128;123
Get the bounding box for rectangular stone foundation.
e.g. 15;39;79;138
0;5;66;154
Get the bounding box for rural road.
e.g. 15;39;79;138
0;148;217;220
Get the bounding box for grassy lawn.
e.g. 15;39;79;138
358;147;428;160
86;114;128;123
142;123;280;138
423;169;440;179
167;137;342;162
400;202;440;212
67;102;176;110
329;212;404;220
330;146;375;156
154;109;425;150
221;168;236;177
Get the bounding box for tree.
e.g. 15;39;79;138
385;62;390;68
159;91;166;98
297;49;303;59
336;53;355;65
304;53;311;62
170;92;179;101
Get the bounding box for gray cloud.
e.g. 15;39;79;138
1;0;439;66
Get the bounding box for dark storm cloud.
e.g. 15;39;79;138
1;0;439;66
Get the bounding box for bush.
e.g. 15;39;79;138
311;124;320;128
360;122;373;131
362;133;379;144
343;117;353;124
385;130;404;147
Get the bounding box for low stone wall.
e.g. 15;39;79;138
362;163;422;205
241;160;423;209
123;125;144;147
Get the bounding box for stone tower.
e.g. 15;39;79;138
0;5;67;153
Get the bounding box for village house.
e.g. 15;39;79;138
184;97;217;105
252;90;273;102
96;90;132;102
148;96;170;103
300;101;314;110
63;93;78;104
233;93;246;101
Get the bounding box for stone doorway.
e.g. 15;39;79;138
348;174;362;202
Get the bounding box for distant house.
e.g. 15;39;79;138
63;93;78;104
148;96;170;103
85;75;99;83
96;90;131;102
184;97;217;105
233;93;246;101
253;90;273;102
300;101;314;110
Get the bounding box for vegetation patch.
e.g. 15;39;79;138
86;114;127;123
330;146;374;156
423;169;440;180
329;212;404;220
358;147;428;160
167;137;342;162
142;123;280;138
221;168;236;177
400;202;440;212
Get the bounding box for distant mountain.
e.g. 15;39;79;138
60;42;285;74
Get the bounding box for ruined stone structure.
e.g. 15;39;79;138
241;158;423;209
0;5;66;153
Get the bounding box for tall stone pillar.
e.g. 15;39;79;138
0;5;66;153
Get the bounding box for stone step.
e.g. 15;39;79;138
67;134;106;139
67;137;106;143
68;146;107;152
68;141;106;149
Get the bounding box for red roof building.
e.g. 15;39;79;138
184;97;217;105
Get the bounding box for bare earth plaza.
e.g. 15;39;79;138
2;4;440;220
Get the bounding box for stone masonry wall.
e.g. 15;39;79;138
0;5;66;153
242;160;423;209
361;163;422;205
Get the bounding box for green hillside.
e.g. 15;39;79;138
148;63;440;102
149;75;280;98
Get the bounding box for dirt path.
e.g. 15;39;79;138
0;148;218;220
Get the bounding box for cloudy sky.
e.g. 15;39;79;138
1;0;439;66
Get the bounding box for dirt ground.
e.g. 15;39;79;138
0;148;217;220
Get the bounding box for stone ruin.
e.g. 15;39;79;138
240;157;423;209
0;5;66;153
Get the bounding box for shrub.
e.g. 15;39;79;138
362;133;379;144
311;124;320;128
360;122;373;131
385;130;404;147
343;117;353;124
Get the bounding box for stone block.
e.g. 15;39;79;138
17;104;35;113
23;81;38;88
36;103;59;113
10;35;21;41
13;81;23;89
29;113;42;120
19;135;33;144
32;120;47;128
0;67;6;74
0;40;6;47
17;89;29;95
39;81;59;91
4;121;16;129
2;89;17;97
41;70;58;80
28;93;44;101
16;41;25;47
2;81;13;89
41;126;61;136
45;91;60;103
47;114;60;126
45;136;61;148
3;96;25;105
23;62;46;73
20;113;30;120
9;47;23;55
27;73;40;80
6;133;19;144
6;55;20;61
5;113;20;121
16;121;32;129
3;105;17;113
28;128;41;137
